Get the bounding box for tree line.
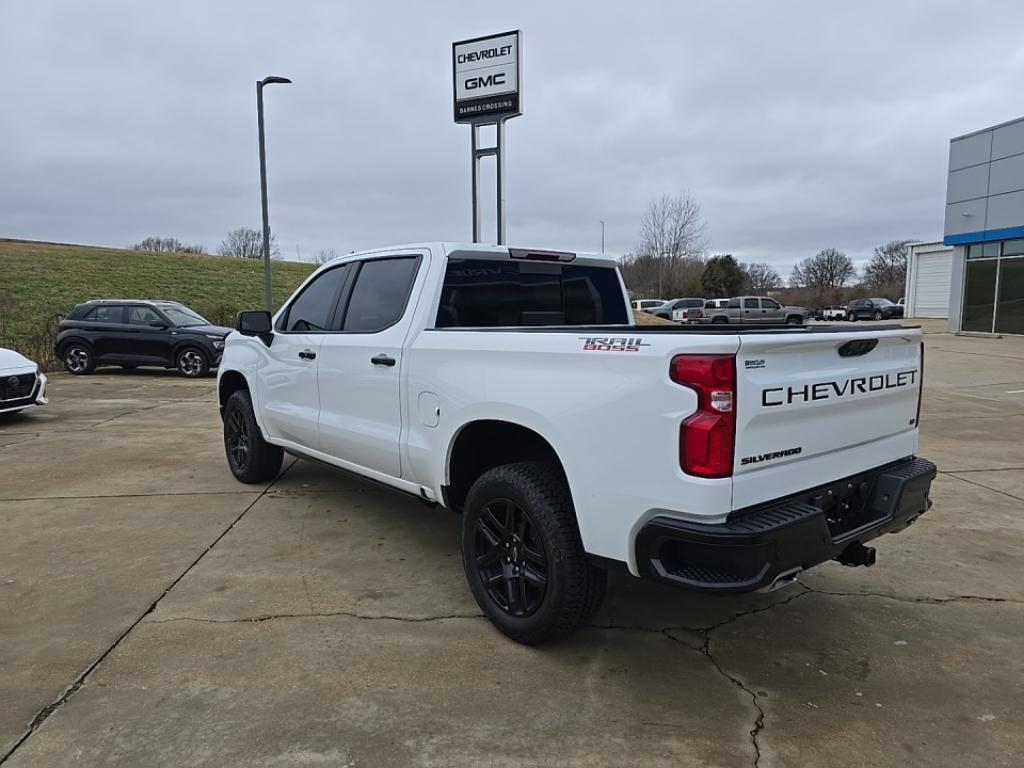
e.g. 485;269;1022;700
619;192;912;305
129;227;281;259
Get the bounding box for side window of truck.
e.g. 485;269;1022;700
435;259;628;327
727;299;741;309
341;256;421;333
279;265;350;332
762;299;780;310
743;298;758;309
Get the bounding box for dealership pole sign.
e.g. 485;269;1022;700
453;31;521;123
453;30;521;244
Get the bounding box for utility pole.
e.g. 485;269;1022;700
256;75;291;312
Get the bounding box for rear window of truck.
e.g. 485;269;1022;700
436;259;628;327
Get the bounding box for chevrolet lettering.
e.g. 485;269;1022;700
762;369;918;407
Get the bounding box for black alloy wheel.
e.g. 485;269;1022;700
222;389;283;483
225;405;250;474
473;498;548;618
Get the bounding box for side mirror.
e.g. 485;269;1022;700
236;310;273;345
150;320;167;329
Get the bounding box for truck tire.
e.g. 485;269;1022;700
786;315;803;325
461;461;606;645
711;316;728;324
223;389;283;483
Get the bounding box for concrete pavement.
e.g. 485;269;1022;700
1;332;1022;767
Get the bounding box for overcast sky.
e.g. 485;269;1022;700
3;1;1024;275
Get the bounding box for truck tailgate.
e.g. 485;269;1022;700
732;328;923;510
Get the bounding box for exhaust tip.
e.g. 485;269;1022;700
768;567;803;591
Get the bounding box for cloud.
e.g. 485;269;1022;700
2;0;1023;275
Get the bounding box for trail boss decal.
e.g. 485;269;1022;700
579;336;651;352
762;369;918;407
740;447;803;466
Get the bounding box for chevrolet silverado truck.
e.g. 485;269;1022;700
217;243;935;644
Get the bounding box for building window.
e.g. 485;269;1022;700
962;259;998;332
960;238;1024;333
1002;239;1024;257
995;256;1024;334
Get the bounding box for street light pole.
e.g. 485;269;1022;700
600;220;605;253
257;75;291;313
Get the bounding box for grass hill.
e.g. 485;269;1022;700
1;239;316;369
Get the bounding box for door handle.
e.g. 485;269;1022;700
371;353;396;367
298;349;317;360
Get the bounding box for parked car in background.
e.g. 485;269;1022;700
54;300;232;378
631;299;667;312
700;296;810;325
822;306;848;321
649;297;704;322
847;298;905;321
0;347;48;415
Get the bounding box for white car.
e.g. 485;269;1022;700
631;299;666;312
0;348;48;415
217;243;936;644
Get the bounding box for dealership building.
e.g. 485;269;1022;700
935;115;1024;334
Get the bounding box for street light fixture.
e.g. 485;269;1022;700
256;75;291;313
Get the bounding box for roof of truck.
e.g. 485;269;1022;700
328;243;619;265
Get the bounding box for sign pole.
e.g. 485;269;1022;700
496;118;506;244
471;124;481;242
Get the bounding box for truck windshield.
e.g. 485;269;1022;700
436;259;628;327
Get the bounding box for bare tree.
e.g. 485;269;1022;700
790;248;855;294
741;262;783;294
314;248;337;265
637;192;708;261
130;237;205;254
863;239;913;294
620;192;708;297
217;227;279;259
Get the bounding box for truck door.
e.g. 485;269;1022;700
742;297;761;322
317;252;426;479
259;264;352;449
760;298;784;322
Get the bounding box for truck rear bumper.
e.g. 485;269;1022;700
634;456;936;592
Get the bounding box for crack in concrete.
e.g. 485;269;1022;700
0;460;296;766
145;611;485;625
0;433;43;449
944;472;1024;503
801;584;1024;606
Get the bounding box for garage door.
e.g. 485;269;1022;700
911;251;953;318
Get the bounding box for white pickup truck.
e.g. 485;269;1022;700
218;243;936;644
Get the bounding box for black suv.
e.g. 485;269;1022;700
846;298;905;321
55;300;231;377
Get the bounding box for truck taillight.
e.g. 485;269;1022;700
670;354;736;478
